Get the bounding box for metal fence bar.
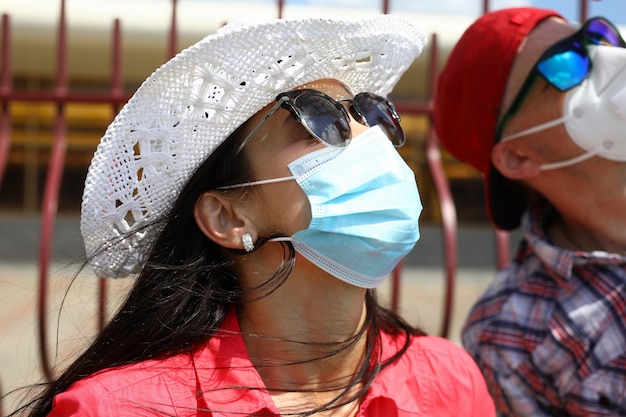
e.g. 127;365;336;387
423;34;458;338
0;14;11;189
168;0;178;59
37;0;69;381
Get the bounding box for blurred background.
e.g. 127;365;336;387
0;0;623;414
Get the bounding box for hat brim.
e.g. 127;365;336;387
81;15;426;278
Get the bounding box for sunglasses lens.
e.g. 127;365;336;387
535;18;623;93
353;93;405;146
587;18;624;47
294;93;351;147
537;46;590;91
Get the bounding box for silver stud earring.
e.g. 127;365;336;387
242;233;255;252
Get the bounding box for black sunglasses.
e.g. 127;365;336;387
234;88;405;156
496;17;625;141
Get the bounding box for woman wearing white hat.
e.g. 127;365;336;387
21;15;494;417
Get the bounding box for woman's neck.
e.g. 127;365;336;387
237;255;369;392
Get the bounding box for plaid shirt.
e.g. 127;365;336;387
462;201;626;417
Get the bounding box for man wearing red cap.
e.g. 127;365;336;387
434;7;626;416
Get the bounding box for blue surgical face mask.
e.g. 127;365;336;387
221;125;422;288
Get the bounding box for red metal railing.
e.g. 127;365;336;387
0;0;132;383
423;34;458;338
0;14;11;189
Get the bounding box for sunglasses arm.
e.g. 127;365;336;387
233;98;286;157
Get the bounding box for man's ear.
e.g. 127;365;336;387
491;140;542;180
194;191;255;250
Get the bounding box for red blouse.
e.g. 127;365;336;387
48;309;495;416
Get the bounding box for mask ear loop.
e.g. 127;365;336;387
540;148;601;170
501;115;568;142
216;175;296;190
501;114;603;171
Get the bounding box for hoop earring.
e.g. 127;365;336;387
242;233;255;252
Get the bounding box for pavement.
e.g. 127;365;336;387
0;212;522;414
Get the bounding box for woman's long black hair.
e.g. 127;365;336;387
14;121;425;417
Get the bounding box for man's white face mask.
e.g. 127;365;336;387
502;45;626;170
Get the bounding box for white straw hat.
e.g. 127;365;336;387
81;14;427;278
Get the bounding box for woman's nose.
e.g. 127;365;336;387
349;117;370;139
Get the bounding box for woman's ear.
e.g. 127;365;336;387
194;191;255;250
491;140;542;180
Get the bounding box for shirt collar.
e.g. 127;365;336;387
358;332;420;414
192;308;277;416
522;199;626;289
191;308;413;416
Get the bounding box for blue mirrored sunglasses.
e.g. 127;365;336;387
234;88;405;156
496;17;625;140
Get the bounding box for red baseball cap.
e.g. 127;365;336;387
433;8;562;230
